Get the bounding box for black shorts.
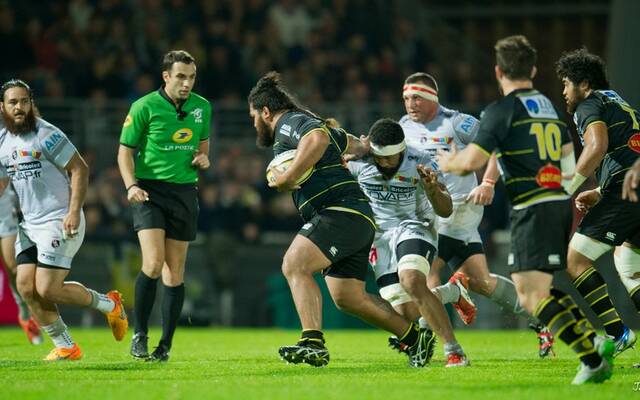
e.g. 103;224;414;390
298;210;375;281
132;179;199;241
437;234;484;270
577;192;640;247
509;200;573;273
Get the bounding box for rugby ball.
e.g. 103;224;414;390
266;149;313;185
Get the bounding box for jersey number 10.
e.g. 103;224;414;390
529;122;562;161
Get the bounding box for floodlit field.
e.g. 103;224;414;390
0;328;637;399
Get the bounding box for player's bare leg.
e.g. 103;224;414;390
1;234;41;344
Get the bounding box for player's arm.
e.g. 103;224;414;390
270;129;329;191
622;158;640;202
417;164;453;217
0;177;8;196
63;152;89;238
436;143;490;175
343;134;370;161
467;152;499;205
566;122;608;195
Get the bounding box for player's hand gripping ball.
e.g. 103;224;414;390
265;149;313;186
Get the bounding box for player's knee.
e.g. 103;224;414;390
397;255;430;297
35;283;60;303
614;246;640;293
16;278;35;302
141;258;164;278
568;233;612;275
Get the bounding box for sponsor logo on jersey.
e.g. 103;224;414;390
458;116;476;133
329;246;338;256
190;108;203;123
535;163;562;189
519;95;558;119
123;115;133;127
628;133;640;154
172;128;193;143
44;132;64;152
51;239;60;248
301;222;313;230
548;254;560;265
606;231;616;241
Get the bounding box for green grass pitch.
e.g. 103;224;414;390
0;328;637;399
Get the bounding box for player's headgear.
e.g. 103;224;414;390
368;118;406;156
403;72;439;103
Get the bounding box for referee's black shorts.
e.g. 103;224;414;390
298;209;375;281
508;199;573;274
131;179;199;241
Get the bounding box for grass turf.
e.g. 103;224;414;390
0;328;637;399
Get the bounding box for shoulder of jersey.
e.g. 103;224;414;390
34;117;57;136
189;91;210;105
399;114;412;126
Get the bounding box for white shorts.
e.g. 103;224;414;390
370;221;437;279
15;213;85;269
437;201;483;243
0;207;18;238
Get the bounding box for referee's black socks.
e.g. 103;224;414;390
573;266;625;339
134;271;159;335
535;291;601;368
159;283;185;350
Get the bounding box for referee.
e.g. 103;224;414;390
117;50;211;362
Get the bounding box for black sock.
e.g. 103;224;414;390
535;295;601;368
159;283;185;350
399;322;420;347
301;329;325;346
134;271;159;335
550;288;596;341
573;267;625;338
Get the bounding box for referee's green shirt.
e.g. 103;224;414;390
120;88;211;184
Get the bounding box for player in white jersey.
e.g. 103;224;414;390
400;72;555;357
0;79;128;361
349;118;470;367
0;185;43;344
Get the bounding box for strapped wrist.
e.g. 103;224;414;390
482;178;496;187
126;183;139;191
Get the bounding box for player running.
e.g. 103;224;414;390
0;79;127;361
249;71;436;368
557;49;639;357
348;118;470;367
436;36;614;384
399;72;554;357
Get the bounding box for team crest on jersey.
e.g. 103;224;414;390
628;133;640;154
535;163;562;189
191;108;203;123
431;137;453;144
18;150;41;159
172;128;193;143
51;239;60;248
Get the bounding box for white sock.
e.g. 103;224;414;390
444;341;463;356
88;289;115;313
432;282;461;304
42;317;75;349
418;317;429;329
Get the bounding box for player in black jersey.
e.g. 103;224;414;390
247;72;436;368
437;36;613;384
556;48;639;357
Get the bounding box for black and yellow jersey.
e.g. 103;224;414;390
472;88;572;209
573;90;640;194
273;110;374;226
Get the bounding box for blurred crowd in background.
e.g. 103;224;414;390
1;0;608;251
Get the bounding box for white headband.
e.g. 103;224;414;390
370;140;407;156
403;83;439;103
